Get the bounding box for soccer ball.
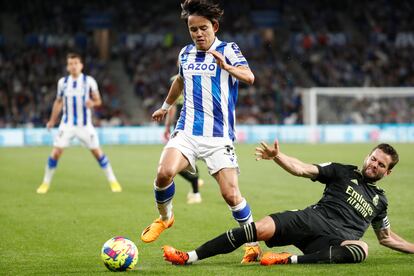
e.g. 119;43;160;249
101;236;138;272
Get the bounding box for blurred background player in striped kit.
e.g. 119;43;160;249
141;0;261;263
164;75;205;204
36;53;122;194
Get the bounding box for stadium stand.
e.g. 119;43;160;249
0;0;413;127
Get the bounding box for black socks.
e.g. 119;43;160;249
297;244;367;264
195;223;257;260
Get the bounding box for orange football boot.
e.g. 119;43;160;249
162;245;189;265
241;245;262;264
141;215;175;243
260;252;292;266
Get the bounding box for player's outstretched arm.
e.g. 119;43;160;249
152;76;183;122
46;98;63;129
375;228;414;253
255;140;319;179
208;50;254;85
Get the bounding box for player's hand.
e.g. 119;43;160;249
255;140;280;160
164;128;171;141
46;120;55;130
208;50;230;71
85;100;94;108
152;108;168;122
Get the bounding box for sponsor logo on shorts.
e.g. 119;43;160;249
224;145;235;155
224;145;236;164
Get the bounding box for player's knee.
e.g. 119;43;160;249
91;148;103;159
221;190;242;206
157;165;176;185
255;216;276;241
51;148;63;159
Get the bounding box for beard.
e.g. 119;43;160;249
362;166;382;183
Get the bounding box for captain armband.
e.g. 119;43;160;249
372;216;391;230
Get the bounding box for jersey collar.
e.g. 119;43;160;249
206;37;222;52
69;73;84;81
356;168;378;186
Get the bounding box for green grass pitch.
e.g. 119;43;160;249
1;143;413;275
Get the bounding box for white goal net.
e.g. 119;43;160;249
299;87;414;125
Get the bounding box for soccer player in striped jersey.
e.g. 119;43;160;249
141;0;261;263
163;142;414;266
36;53;122;194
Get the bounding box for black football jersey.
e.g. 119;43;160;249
311;162;390;239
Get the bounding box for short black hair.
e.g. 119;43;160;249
66;52;83;63
181;0;223;24
371;143;399;170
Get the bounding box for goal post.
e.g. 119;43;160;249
299;87;414;125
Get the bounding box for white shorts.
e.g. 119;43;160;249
54;124;100;149
164;130;239;175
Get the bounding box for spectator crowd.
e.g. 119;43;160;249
0;0;413;127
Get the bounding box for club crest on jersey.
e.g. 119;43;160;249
182;62;217;76
372;195;379;206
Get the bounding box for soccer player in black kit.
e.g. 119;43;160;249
162;141;414;265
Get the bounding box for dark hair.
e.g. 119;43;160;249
372;143;399;170
181;0;223;24
66;52;83;63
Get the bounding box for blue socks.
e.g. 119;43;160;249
98;155;109;168
154;181;175;221
231;198;252;224
48;157;58;168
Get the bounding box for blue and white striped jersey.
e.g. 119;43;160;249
175;38;249;141
57;73;99;126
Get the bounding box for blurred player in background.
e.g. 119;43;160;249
36;53;122;194
163;142;414;266
164;81;205;204
141;0;261;263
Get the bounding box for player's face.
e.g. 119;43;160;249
362;149;392;182
187;15;218;51
66;57;83;77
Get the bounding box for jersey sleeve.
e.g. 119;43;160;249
371;212;390;231
178;63;183;78
371;196;390;230
88;76;99;94
313;162;338;184
57;78;65;98
225;42;249;67
177;47;186;78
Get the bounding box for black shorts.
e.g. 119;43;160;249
265;207;345;254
